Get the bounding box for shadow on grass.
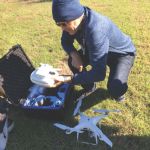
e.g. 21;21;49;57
8;111;150;150
71;88;110;112
41;122;150;150
8;88;150;150
83;88;110;111
110;135;150;150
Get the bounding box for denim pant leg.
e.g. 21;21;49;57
68;50;94;90
107;52;135;98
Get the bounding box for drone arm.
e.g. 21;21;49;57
77;132;80;141
54;123;71;131
92;114;108;125
97;129;112;147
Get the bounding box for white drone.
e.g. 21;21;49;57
30;64;61;87
54;109;120;147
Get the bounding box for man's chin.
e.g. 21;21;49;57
68;31;75;35
65;29;76;35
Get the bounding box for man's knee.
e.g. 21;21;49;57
107;79;128;98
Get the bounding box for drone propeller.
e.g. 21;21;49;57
54;123;71;131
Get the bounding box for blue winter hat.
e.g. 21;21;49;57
52;0;84;22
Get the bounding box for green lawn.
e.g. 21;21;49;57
0;0;150;150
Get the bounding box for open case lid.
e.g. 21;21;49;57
0;44;35;104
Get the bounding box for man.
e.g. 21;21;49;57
51;0;136;101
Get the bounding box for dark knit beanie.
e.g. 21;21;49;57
52;0;84;22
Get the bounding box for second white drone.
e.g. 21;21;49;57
54;109;120;147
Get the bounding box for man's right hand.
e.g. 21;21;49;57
70;51;83;72
0;113;6;122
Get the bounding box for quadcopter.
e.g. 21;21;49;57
54;109;120;147
30;64;61;87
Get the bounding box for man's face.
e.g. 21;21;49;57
56;20;78;35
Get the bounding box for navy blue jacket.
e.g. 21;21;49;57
61;7;136;85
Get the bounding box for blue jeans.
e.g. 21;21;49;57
107;52;135;98
68;51;135;98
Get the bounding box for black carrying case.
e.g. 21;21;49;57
0;45;72;120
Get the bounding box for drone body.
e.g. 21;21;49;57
54;91;120;147
30;64;61;87
54;110;115;147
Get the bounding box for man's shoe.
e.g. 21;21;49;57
74;83;96;101
82;83;96;96
115;95;125;102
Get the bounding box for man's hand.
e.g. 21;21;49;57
70;51;83;72
50;75;72;88
50;80;63;88
0;113;6;122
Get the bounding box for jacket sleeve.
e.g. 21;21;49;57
72;28;109;85
61;31;76;54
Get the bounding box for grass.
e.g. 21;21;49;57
0;0;150;149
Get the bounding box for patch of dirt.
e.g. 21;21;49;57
56;58;72;76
